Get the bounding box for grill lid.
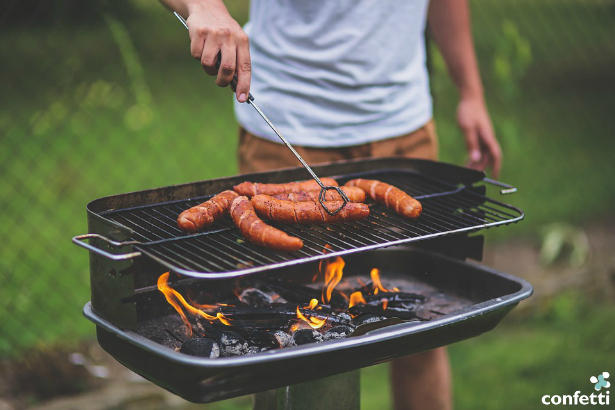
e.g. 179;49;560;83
74;158;523;279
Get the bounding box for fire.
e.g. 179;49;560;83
157;272;232;335
348;291;366;308
296;298;327;329
381;299;389;311
321;256;345;304
371;268;395;293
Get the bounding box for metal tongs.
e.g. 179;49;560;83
174;12;349;215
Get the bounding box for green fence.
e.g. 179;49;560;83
1;0;614;358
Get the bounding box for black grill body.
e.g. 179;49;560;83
76;158;531;403
84;248;532;403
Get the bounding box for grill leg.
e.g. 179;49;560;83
252;370;360;410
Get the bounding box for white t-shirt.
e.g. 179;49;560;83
234;0;432;148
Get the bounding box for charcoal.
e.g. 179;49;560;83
323;325;354;341
246;346;268;355
272;330;292;348
249;330;281;349
215;330;249;357
179;337;220;358
348;304;418;320
239;288;273;307
363;292;425;305
353;314;386;326
291;329;324;346
267;279;347;309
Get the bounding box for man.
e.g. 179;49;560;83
160;1;501;408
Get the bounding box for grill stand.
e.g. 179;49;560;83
253;371;360;410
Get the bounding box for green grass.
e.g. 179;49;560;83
0;0;613;383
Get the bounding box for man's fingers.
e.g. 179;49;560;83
463;127;482;166
215;44;236;87
235;35;251;102
201;38;220;77
478;123;502;178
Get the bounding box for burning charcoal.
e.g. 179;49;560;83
239;288;274;307
215;330;249;357
267;279;347;309
335;312;353;323
353;314;386;326
179;337;220;358
246;346;268;355
323;325;354;341
248;330;281;350
291;329;324;346
272;330;292;348
348;304;419;320
363;292;425;306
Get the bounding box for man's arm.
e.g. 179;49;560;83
159;0;251;102
428;0;501;177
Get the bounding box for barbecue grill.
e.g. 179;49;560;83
74;157;532;407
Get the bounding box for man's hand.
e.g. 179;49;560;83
162;0;251;102
457;97;501;178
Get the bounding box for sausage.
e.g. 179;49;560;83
177;190;239;233
345;179;422;219
272;186;366;203
230;196;304;252
251;195;370;225
233;178;339;197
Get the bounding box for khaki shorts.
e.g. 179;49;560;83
237;120;439;174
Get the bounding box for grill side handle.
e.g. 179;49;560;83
72;234;142;260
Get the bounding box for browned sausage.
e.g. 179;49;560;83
251;195;370;225
233;178;339;197
230;196;303;252
272;186;366;203
345;179;422;218
177;190;239;233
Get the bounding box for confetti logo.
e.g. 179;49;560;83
591;372;610;391
541;372;610;406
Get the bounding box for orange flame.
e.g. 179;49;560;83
382;299;389;311
348;291;366;308
296;299;327;329
157;272;232;335
371;268;395;293
321;256;345;304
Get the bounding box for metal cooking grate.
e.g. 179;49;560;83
100;170;523;278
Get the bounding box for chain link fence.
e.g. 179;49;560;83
1;0;614;362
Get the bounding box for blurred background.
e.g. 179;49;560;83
1;0;614;408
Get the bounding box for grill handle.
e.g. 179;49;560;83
483;178;517;195
72;234;142;261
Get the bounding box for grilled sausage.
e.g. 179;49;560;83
272;186;366;203
233;178;339;197
230;196;304;252
251;195;370;225
345;179;422;219
177;190;239;233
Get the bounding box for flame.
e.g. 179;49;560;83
157;272;232;335
321;256;345;304
296;299;327;329
371;268;395;293
348;291;366;308
382;299;389;311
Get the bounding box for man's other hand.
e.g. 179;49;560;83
457;97;502;178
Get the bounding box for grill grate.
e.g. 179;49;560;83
100;170;522;278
